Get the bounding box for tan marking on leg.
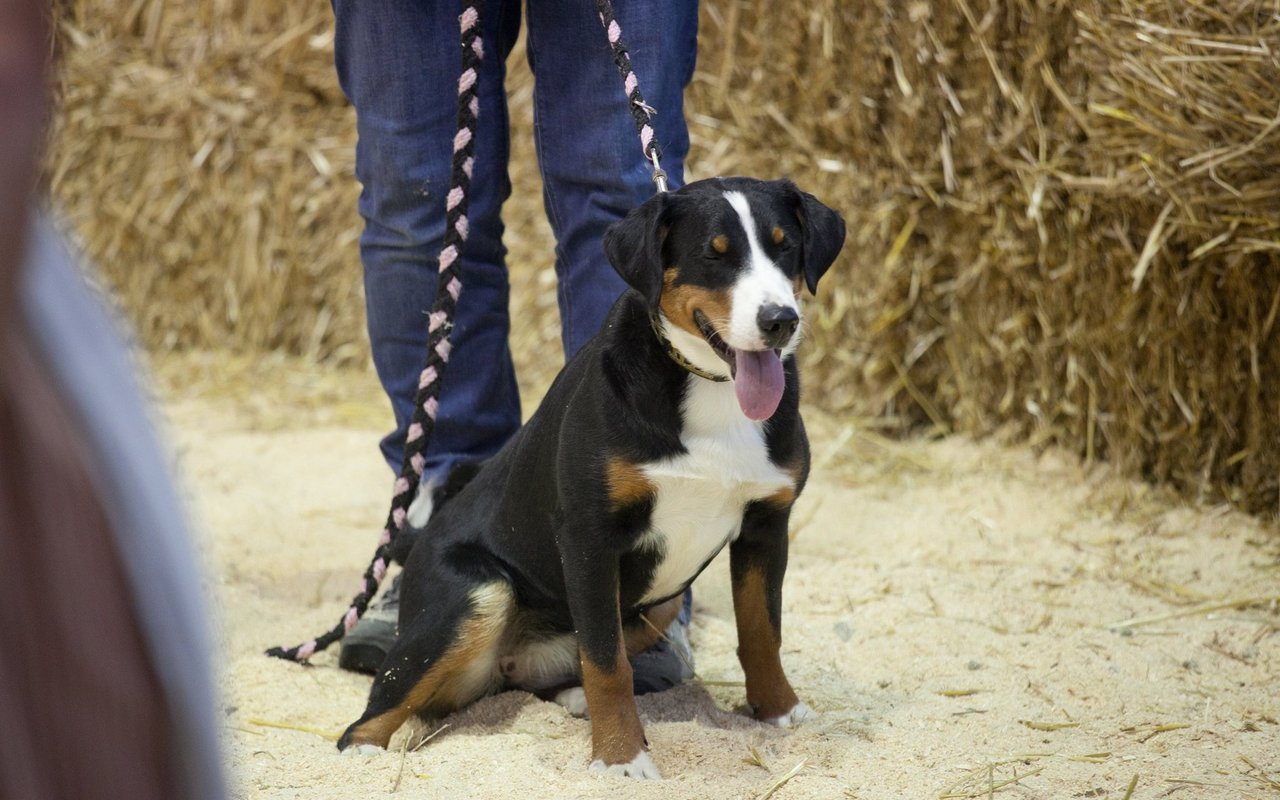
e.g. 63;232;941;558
344;583;512;748
623;596;682;657
732;569;799;721
762;485;797;509
605;457;655;510
659;276;734;339
580;642;647;766
763;458;804;510
344;704;411;749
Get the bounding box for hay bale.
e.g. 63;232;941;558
50;0;363;361
47;0;1280;516
686;0;1280;515
48;0;559;370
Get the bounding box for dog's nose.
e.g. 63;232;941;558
757;304;799;349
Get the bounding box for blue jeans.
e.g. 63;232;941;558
333;0;698;479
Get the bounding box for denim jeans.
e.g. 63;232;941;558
332;0;698;479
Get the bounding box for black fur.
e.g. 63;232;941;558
339;177;845;758
791;183;846;294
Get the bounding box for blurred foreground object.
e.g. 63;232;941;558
0;1;226;797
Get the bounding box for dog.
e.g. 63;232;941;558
336;176;845;779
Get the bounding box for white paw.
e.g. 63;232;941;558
341;743;385;757
763;702;817;728
554;686;589;718
589;750;662;779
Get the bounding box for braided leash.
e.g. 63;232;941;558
267;1;486;663
268;0;669;664
595;0;669;193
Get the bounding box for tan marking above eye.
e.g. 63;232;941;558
771;226;785;244
711;234;729;253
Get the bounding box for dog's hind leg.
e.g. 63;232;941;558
337;581;513;751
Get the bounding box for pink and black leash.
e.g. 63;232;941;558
267;1;486;663
594;0;670;194
268;0;670;664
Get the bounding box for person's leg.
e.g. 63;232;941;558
527;0;700;693
525;0;699;358
331;0;522;672
333;0;524;480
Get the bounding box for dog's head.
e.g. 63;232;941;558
604;177;846;420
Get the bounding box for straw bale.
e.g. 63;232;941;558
684;0;1280;516
47;0;1280;517
49;0;563;375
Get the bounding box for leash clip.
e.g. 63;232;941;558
650;150;669;194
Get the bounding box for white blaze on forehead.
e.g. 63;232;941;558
722;190;800;352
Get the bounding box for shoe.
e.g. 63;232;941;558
631;589;695;695
338;572;400;675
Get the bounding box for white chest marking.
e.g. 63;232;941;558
638;377;791;604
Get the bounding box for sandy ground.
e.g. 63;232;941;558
155;355;1279;799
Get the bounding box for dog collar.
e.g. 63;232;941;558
649;311;730;383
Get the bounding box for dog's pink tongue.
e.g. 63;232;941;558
733;348;785;420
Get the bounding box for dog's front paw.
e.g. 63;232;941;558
340;743;386;757
589;750;662;780
762;701;817;728
554;686;590;718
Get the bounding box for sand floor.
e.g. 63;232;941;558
155;355;1279;799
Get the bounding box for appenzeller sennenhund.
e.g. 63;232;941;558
337;177;846;779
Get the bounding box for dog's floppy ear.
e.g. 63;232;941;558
604;193;671;310
784;182;846;295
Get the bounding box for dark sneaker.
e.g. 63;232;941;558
338;572;400;675
631;589;695;695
